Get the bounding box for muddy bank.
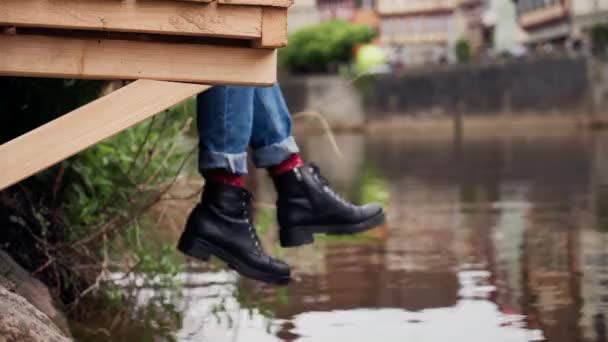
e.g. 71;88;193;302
0;250;71;342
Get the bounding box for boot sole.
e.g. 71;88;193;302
280;211;386;248
177;235;291;286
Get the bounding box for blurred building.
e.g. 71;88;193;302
515;0;608;49
352;2;381;31
375;0;487;65
288;0;321;32
483;0;527;54
572;0;608;39
314;0;381;31
287;0;378;34
317;0;357;21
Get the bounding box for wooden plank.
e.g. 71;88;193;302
0;0;261;39
0;80;210;190
218;0;293;8
253;7;288;48
0;34;277;85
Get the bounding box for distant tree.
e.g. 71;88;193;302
279;20;376;73
455;39;472;63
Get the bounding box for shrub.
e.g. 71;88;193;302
279;20;376;73
455;39;472;63
0;77;195;303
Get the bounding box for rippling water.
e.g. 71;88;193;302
80;129;608;342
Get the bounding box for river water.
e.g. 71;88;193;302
76;129;608;342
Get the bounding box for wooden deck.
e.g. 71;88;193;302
0;0;291;84
0;0;291;189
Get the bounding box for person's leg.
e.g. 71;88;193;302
249;83;301;169
196;85;253;185
249;84;386;248
178;86;290;286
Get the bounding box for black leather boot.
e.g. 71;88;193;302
178;181;290;285
273;164;386;247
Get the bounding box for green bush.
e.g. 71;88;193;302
455;39;471;63
279;20;375;73
0;77;195;303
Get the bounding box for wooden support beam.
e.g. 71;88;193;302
0;0;262;39
253;7;288;48
0;80;210;190
0;34;277;85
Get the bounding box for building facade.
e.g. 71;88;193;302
571;0;608;44
288;0;322;32
317;0;357;21
375;0;486;65
515;0;571;46
515;0;608;48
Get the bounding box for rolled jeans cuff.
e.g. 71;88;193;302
199;150;249;174
252;136;300;168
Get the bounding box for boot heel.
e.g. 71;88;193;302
178;235;212;262
280;228;314;247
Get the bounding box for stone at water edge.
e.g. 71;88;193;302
0;286;70;342
0;250;71;342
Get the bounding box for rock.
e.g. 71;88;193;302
0;250;71;342
0;286;70;342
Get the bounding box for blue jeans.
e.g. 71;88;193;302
197;84;299;175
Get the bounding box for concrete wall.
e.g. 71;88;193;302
279;74;366;127
360;56;590;118
280;57;596;124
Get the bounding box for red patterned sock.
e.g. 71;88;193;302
270;154;305;176
204;170;245;188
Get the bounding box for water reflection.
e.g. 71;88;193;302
88;130;608;342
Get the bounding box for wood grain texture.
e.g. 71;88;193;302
0;34;277;85
0;80;210;190
0;0;261;39
218;0;293;8
253;7;288;48
177;0;214;3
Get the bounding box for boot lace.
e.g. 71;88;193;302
309;164;352;208
241;192;263;254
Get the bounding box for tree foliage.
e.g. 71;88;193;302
279;20;376;73
455;39;472;63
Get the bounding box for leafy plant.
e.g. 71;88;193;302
279;20;376;73
0;76;197;303
455;39;472;63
